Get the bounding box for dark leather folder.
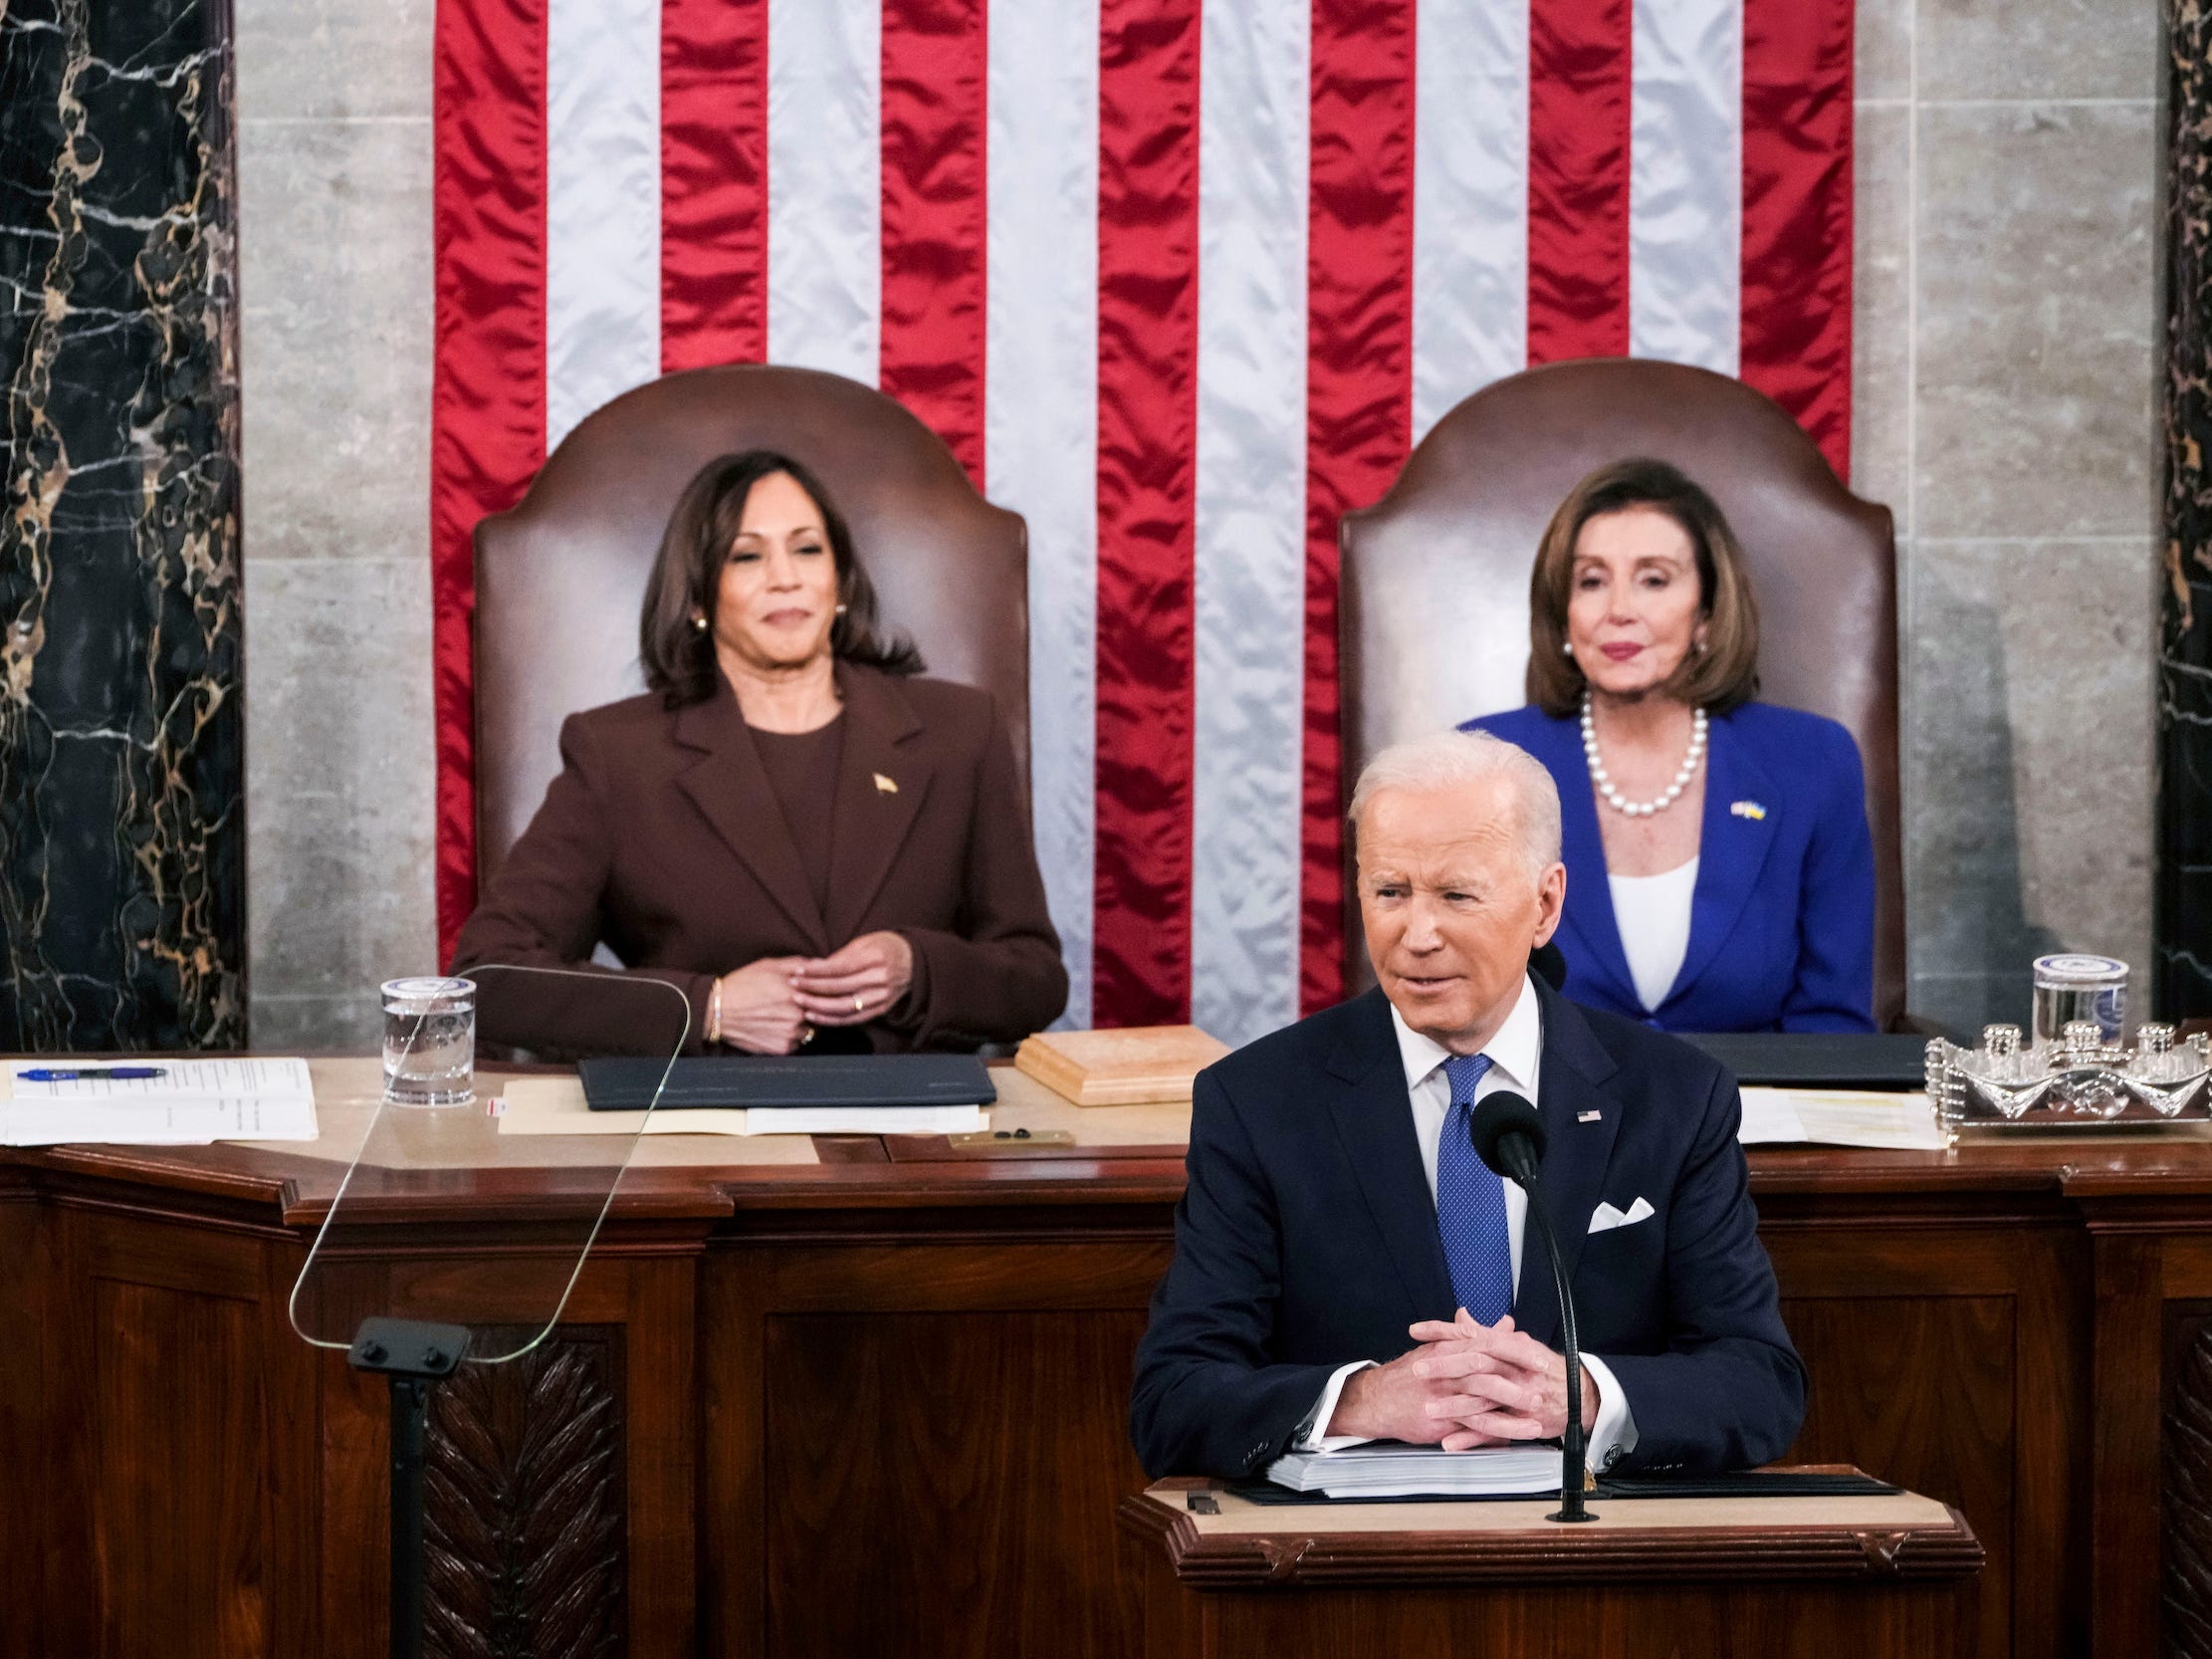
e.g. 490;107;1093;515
1678;1032;1933;1089
578;1053;997;1111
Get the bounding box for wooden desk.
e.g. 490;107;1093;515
1;1060;2206;1659
1117;1478;1983;1657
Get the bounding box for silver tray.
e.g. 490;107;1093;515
1926;1025;2209;1131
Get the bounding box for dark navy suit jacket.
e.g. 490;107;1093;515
1464;702;1877;1033
1128;981;1805;1481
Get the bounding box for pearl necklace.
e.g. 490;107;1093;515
1580;694;1707;818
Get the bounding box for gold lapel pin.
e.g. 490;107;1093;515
873;773;899;795
1729;800;1766;821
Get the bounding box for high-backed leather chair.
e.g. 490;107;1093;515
1339;357;1905;1029
473;365;1028;889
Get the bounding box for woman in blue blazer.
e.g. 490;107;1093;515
1462;459;1876;1033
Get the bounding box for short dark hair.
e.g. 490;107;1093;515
639;450;925;706
1524;458;1761;717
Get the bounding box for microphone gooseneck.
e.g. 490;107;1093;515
1466;1090;1595;1523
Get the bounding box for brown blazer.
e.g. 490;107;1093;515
451;663;1068;1056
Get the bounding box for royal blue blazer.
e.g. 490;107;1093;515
1462;702;1877;1034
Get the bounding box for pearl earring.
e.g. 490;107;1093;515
835;602;849;616
1562;639;1574;658
692;614;708;632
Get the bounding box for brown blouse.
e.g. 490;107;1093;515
750;717;844;919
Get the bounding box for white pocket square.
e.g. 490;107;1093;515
1587;1196;1657;1235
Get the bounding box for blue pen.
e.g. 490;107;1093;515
19;1066;168;1081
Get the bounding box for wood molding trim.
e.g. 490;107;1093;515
1113;1494;1986;1591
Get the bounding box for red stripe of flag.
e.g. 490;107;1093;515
1093;0;1202;1025
660;0;769;370
1740;0;1854;479
880;0;991;484
1301;0;1416;1015
1526;0;1632;362
431;0;550;961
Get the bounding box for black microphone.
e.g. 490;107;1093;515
1468;1090;1548;1183
1467;1090;1595;1523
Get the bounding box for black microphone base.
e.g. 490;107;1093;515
1546;1503;1600;1524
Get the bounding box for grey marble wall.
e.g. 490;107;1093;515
233;0;2165;1048
1855;0;2161;1035
236;0;435;1049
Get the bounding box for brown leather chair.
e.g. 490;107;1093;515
1339;357;1906;1029
473;364;1029;889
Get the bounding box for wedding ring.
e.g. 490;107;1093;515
797;1024;815;1047
854;994;867;1014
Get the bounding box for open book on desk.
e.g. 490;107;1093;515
1263;1442;1562;1500
0;1057;319;1146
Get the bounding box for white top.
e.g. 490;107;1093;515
1608;857;1700;1014
1297;974;1638;1471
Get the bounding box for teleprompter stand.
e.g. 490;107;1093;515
349;1317;473;1659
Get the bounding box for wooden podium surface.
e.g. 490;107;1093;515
2;1058;2209;1659
1119;1478;1982;1657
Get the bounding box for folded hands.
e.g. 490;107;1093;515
1331;1306;1600;1449
713;931;916;1054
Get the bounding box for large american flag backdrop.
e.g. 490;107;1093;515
430;0;1855;1046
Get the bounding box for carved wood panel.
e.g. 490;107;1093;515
423;1325;627;1659
2166;1304;2212;1659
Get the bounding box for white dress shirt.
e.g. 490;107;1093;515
1298;973;1639;1470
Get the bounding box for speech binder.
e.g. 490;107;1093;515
578;1053;997;1112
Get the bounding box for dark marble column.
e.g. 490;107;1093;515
0;0;244;1049
2163;3;2212;1021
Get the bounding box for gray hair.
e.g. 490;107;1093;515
1347;729;1563;880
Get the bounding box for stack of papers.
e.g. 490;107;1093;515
0;1058;320;1147
1262;1442;1562;1499
1737;1087;1951;1151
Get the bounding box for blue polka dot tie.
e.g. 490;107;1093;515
1437;1053;1513;1325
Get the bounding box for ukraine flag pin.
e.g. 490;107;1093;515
1730;800;1767;821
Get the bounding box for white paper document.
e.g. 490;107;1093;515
1;1058;320;1146
1737;1087;1951;1151
1263;1441;1562;1499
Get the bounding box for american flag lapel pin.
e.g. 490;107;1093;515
873;773;899;795
1578;1109;1602;1123
1730;800;1766;821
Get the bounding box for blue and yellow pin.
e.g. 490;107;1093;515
1729;800;1767;822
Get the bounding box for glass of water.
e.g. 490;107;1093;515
381;976;477;1107
2030;954;2127;1050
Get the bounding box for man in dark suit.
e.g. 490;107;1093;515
1130;729;1804;1480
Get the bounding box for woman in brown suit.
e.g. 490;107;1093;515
452;450;1069;1057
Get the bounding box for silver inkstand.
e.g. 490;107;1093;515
1925;955;2210;1129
